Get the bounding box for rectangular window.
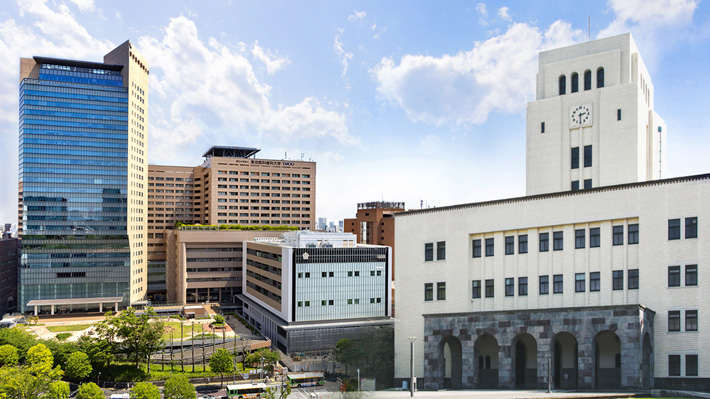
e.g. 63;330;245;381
505;236;514;255
424;283;433;301
472;280;481;299
553;231;563;251
575;229;585;249
472;239;482;258
571;181;579;191
686;265;698;286
505;278;514;296
519;277;528;296
539;233;549;252
584;179;592;189
571;147;579;169
541;122;545;133
617;109;622;121
590;272;600;292
584;145;592;167
613;270;624;290
425;243;433;261
590;227;600;247
628;224;639;244
686;310;698;331
628;269;639;289
668;266;681;287
485;238;494;257
613;226;624;245
553;274;563;293
668;219;681;240
686;355;699;377
575;273;586;292
539;276;549;295
437;282;446;300
518;235;528;254
686;217;698;238
669;355;681;376
485;279;494;298
668;311;681;331
437;241;446;260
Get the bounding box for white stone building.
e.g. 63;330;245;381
394;33;708;391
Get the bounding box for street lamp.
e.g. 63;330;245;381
261;356;265;381
408;337;417;397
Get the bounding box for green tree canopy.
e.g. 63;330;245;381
64;351;92;381
0;344;19;367
26;343;54;373
0;355;64;399
244;348;280;371
76;382;104;399
129;382;160;399
0;328;37;362
163;375;196;399
48;381;70;399
94;308;164;371
334;338;359;376
212;315;225;326
208;348;234;387
76;336;112;371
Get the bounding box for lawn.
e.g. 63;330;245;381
98;361;253;382
46;323;94;332
161;321;205;339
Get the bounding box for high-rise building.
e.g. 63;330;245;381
394;33;709;391
18;41;148;314
0;238;19;317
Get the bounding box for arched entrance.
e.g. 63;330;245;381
552;332;578;389
441;336;463;389
594;331;621;389
476;334;499;388
513;333;537;388
642;333;653;389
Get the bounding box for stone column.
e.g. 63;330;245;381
498;344;513;388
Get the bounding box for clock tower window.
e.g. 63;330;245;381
584;70;592;91
571;147;580;169
597;67;605;88
571;72;579;93
558;75;566;95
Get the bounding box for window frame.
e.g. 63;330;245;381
485;279;494;298
571;180;579;191
472;239;482;258
590;227;600;248
424;283;433;301
485;238;494;257
686;264;698;286
669;355;681;376
668;310;681;332
612;225;624;246
571;147;580;169
686;310;698;331
539;275;549;295
583;145;592;167
436;241;446;260
518;234;528;254
590;272;600;292
437;282;446;301
553;274;563;294
628;269;639;290
668;266;681;287
472;280;481;299
575;229;585;249
686;217;698;239
686;355;699;377
505;278;515;297
575;273;585;292
584;69;592;91
539;233;549;252
571;72;579;93
424;243;433;261
553;231;563;251
628;223;639;244
597;67;605;88
583;179;592;189
612;270;624;290
505;236;514;255
518;277;528;296
668;219;681;240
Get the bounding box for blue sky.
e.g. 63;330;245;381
1;0;709;224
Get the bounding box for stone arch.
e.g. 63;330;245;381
571;72;579;93
584;69;592;90
594;330;621;389
440;335;463;389
552;331;578;389
642;332;653;389
512;333;537;388
475;334;499;388
596;67;605;88
558;75;566;95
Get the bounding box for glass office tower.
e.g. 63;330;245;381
18;55;134;313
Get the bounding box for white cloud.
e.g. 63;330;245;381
372;21;584;126
420;134;441;152
475;3;488;17
251;41;289;74
598;0;699;62
68;0;94;12
334;33;353;78
348;10;366;22
498;6;511;21
137;16;354;160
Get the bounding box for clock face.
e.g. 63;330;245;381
570;104;592;127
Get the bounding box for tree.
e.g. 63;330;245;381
64;352;92;381
75;382;104;399
95;308;164;371
208;348;234;387
76;336;112;372
129;382;160;399
0;349;64;399
334;338;359;376
0;328;37;363
48;381;70;399
264;383;291;399
0;344;19;366
26;344;54;374
244;348;279;375
163;375;196;399
212;315;225;326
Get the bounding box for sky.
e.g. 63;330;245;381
1;0;709;225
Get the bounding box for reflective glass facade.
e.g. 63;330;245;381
19;61;130;312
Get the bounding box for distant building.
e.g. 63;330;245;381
0;238;19;316
240;231;392;354
317;217;327;231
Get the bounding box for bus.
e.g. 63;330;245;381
226;383;268;399
287;372;325;387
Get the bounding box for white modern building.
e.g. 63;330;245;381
240;231;393;354
394;33;708;392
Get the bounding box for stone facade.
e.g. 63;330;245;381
420;305;654;390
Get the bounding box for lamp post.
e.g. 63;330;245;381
408;336;417;397
261;356;265;381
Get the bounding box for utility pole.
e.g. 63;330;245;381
408;337;416;397
181;323;184;372
191;322;195;373
170;330;174;372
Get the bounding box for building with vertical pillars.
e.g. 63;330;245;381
18;40;148;314
394;33;708;392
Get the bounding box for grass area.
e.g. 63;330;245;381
161;321;203;339
46;323;94;332
190;333;220;340
55;332;72;340
98;361;251;382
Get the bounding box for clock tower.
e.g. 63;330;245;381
525;33;666;196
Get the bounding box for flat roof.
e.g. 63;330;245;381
33;56;124;72
26;297;123;306
203;146;261;159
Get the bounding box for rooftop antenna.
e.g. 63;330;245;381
285;151;287;160
301;153;304;160
588;16;591;40
420;199;423;209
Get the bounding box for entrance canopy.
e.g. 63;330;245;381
26;297;123;315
